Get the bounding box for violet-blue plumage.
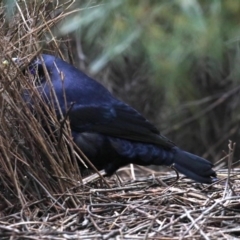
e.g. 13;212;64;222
25;54;217;184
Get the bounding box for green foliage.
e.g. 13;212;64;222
3;0;16;21
54;0;240;105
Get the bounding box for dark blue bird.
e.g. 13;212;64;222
24;54;217;183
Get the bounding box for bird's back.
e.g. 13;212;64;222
25;54;217;184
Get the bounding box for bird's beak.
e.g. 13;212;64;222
12;57;19;62
2;57;20;66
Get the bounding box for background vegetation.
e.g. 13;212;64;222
47;0;240;161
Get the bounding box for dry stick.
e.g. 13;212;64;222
220;141;236;221
109;206;128;231
89;216;109;234
179;196;240;237
16;1;31;32
27;172;65;210
57;102;75;148
40;11;59;48
0;138;26;208
10;81;75;194
127;221;152;235
222;141;235;199
87;203;128;220
90;185;147;193
9;5;104;51
28;91;76;179
144;211;162;240
0;225;20;233
130;164;136;180
226;141;236;195
181;207;209;240
102;227;126;240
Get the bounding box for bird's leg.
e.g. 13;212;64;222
170;163;180;183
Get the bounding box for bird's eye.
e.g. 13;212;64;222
28;62;46;85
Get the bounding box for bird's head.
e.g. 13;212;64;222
26;55;57;82
3;54;59;85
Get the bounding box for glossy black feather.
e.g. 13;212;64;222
25;54;217;183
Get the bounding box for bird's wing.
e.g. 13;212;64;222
69;102;175;149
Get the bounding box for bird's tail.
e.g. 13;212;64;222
171;147;217;184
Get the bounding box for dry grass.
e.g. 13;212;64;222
0;166;240;239
0;1;239;239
